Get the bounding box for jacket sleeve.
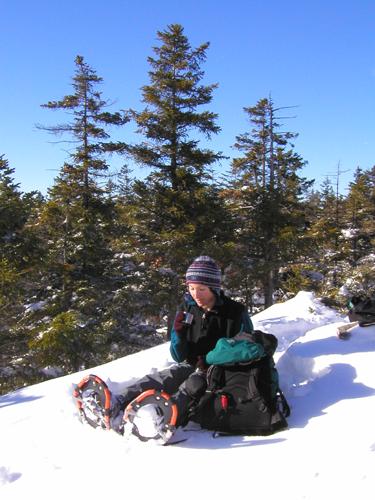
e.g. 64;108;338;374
170;316;188;362
240;308;254;333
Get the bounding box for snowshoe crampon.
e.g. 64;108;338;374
73;375;112;430
123;389;178;444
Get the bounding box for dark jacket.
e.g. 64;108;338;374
170;292;253;366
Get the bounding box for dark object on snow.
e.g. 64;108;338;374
348;295;375;325
191;330;290;437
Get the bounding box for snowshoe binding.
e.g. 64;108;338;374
73;374;112;430
123;389;178;445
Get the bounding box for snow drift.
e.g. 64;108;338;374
1;291;375;500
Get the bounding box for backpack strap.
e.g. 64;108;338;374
276;388;291;417
246;358;291;417
246;363;269;413
205;365;224;393
188;365;224;419
202;365;231;437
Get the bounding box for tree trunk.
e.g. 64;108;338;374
263;268;275;308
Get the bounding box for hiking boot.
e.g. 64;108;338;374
130;403;165;440
109;396;125;434
123;389;178;444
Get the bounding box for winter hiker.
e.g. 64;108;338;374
170;254;254;368
74;256;257;440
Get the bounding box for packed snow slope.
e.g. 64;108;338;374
1;291;375;500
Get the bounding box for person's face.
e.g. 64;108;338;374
188;283;216;310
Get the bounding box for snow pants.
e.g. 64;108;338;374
116;363;207;426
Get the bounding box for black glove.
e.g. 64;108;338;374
173;311;188;336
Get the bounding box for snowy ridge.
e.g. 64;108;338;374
1;291;375;499
253;291;345;352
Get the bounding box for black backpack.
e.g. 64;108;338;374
348;295;375;325
192;331;290;436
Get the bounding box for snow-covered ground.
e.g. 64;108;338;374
1;291;375;499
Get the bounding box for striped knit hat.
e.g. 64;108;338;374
185;256;222;293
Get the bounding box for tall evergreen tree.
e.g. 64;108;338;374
127;24;232;323
129;23;222;188
229;97;313;306
301;177;349;301
310;178;339;252
339;166;375;295
0;155;26;325
0;155;28;263
30;56;128;372
344;166;375;264
0;155;44;308
37;55;127;206
0;156;46;393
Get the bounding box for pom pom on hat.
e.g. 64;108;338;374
185;256;221;293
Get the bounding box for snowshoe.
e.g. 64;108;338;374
123;389;178;445
73;374;112;430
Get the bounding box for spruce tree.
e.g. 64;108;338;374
129;24;222;188
127;24;231;323
30;56;128;372
300;177;348;302
340;166;375;296
229;97;313;306
0;155;25;330
0;155;44;309
0;156;46;393
37;55;127;206
0;155;28;263
344;166;375;264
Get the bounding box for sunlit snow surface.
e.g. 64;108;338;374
1;291;375;500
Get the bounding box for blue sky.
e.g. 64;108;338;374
1;0;375;195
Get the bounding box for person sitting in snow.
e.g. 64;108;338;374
74;255;255;442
